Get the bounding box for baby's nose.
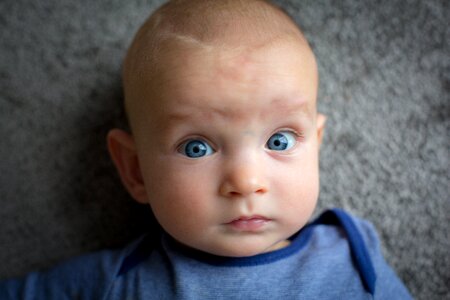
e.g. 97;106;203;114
218;157;268;198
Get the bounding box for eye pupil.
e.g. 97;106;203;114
274;140;281;147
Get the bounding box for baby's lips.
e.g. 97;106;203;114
226;215;271;231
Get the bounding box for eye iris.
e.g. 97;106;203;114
186;141;207;157
268;133;288;150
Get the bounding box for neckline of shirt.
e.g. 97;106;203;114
162;224;316;267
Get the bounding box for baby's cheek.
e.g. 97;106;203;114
278;163;319;209
150;167;209;214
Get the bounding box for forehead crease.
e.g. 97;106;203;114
163;102;227;126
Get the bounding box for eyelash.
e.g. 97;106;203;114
275;129;303;140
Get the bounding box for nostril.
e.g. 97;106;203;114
256;189;265;194
226;187;267;197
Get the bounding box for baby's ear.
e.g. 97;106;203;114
107;129;148;204
316;113;326;149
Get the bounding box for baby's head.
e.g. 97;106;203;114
108;0;326;257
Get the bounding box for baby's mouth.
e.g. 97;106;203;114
226;215;271;232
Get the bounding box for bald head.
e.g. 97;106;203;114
123;0;316;130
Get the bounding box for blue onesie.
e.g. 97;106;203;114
0;209;413;299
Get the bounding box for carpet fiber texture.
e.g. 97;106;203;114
0;0;448;299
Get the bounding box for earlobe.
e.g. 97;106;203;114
107;129;148;204
316;113;327;149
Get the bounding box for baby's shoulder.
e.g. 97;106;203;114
308;208;380;251
0;234;152;300
304;208;412;299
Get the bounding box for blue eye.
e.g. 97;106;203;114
179;139;215;158
266;131;297;151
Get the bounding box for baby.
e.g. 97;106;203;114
1;0;412;299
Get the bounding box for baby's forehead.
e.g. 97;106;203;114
151;48;315;118
132;40;316;127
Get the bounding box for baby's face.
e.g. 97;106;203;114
130;38;324;257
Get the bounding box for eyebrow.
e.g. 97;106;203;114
264;97;311;117
165;97;312;125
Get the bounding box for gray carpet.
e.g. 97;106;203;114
0;0;448;299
